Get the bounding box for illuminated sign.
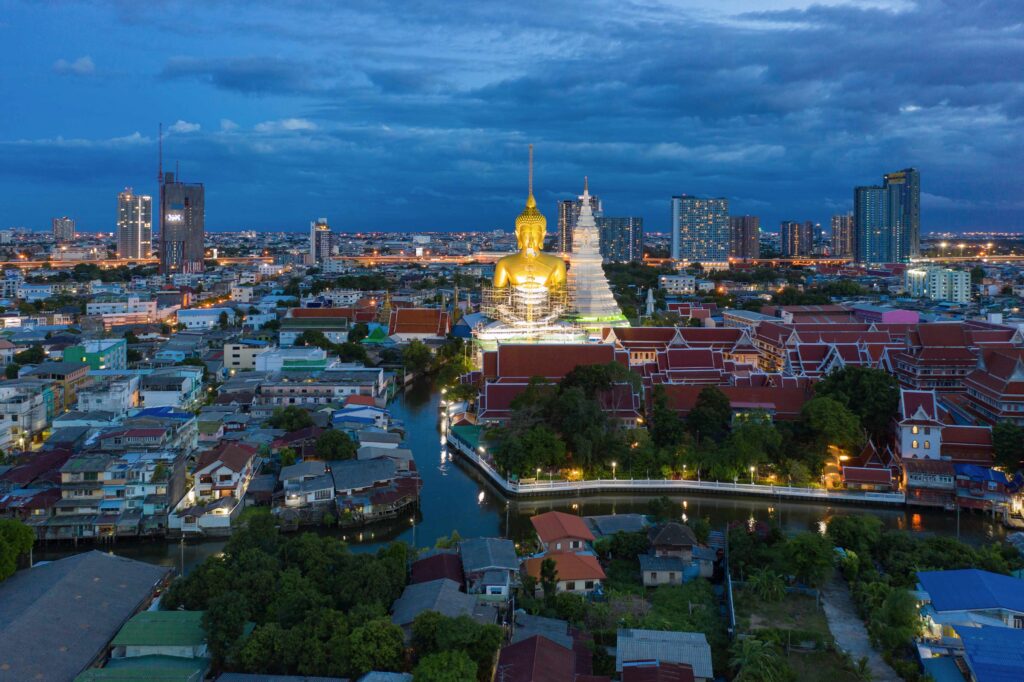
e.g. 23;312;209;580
165;213;184;224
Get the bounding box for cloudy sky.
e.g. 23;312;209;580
1;0;1021;233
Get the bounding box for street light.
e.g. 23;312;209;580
536;467;541;482
611;461;617;480
749;465;756;484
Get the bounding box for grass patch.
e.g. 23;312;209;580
786;650;864;682
734;589;831;639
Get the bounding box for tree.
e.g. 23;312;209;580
314;429;356;460
203;590;250;668
650;385;685;448
347;618;404;676
4;363;20;379
784;532;835;587
747;568;785;603
0;519;34;581
279;447;298;467
800;396;862;459
826;515;882;557
993;422;1024;471
730;638;792;682
13;344;44;365
348;323;369;343
267;406;313;431
218;311;230;328
414;650;477;682
815;367;899;440
970;265;986;284
539;557;558;603
403;340;433;373
686;386;731;443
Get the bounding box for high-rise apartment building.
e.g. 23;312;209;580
52;217;75;243
310;218;332;263
729;215;760;259
117;188;153;259
596;216;643;263
854;168;920;263
557;193;601;253
159;171;205;275
831;214;854;257
905;267;969;303
670;195;729;263
780;220;813;257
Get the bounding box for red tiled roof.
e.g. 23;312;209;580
622;662;696;682
0;449;74;486
531;511;595;544
344;394;376;407
524;554;606;581
842;467;893;485
495;344;619;379
497;636;576;682
411;553;465;586
388;308;450;336
196;441;257;473
661;384;810;420
900;390;939;422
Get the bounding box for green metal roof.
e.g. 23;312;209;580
450;424;484;450
74;655;207;682
111;610;206;648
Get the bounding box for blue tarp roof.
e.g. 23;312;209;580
958;626;1024;682
918;569;1024;614
134;406;193;420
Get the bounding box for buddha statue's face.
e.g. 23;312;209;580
516;221;545;253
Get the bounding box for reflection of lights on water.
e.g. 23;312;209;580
681;513;688;523
767;506;775;516
911;513;922;532
747;516;755;532
683;500;688;510
358;533;363;542
817;521;828;535
571;503;579;511
477;491;485;504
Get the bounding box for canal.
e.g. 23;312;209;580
33;380;1013;573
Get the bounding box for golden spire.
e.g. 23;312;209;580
517;144;545;231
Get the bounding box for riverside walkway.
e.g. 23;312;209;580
446;431;905;507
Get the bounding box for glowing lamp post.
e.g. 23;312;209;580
749;465;756;484
611;461;617;480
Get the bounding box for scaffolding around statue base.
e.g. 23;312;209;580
477;283;585;344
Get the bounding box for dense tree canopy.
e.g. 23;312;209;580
267;406;314;432
814;367;899;440
314;429;356;460
0;519;34;582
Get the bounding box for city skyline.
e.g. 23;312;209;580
1;2;1023;233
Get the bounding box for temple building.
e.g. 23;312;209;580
567;178;628;333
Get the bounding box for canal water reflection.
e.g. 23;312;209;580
33;380;1010;573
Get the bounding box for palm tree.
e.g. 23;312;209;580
730;638;791;682
748;567;786;603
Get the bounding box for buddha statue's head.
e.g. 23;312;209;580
515;193;547;253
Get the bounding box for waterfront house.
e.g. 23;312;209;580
956;626;1024;682
904;459;957;508
411;552;465;586
639;554;692;587
0;552;170;682
917;569;1024;638
954;464;1018;512
459;537;519;598
194;442;257;500
531;511;595;554
523;553;606;595
616;629;713;682
649;522;697;563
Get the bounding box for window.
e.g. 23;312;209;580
555;542;561;550
924;441;930;449
1014;615;1024;629
912;440;919;448
912;425;919;435
669;572;676;582
564;581;575;591
650;572;657;581
924;427;931;435
585;581;594;589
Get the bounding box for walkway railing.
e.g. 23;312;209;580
446;434;905;506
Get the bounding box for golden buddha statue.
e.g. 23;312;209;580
492;146;567;289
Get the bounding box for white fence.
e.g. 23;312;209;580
447;435;906;506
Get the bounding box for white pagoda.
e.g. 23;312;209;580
568;178;629;332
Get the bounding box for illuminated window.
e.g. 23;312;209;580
912;440;919;448
924;441;930;449
911;426;919;435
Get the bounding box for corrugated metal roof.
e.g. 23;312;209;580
615;629;713;679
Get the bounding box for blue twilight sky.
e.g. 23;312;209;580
0;0;1022;233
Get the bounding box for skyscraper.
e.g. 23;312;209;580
853;168;920;264
670;195;729;263
159;171;205;274
310;218;332;263
117;188;153;259
729;215;760;259
557;192;601;253
780;220;813;257
596;216;643;263
52;217;75;243
831;214;854;257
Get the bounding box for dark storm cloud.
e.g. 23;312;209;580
1;0;1022;231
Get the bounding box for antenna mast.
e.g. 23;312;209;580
528;144;533;196
157;122;163;183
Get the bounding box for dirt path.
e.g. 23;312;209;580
820;576;901;682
